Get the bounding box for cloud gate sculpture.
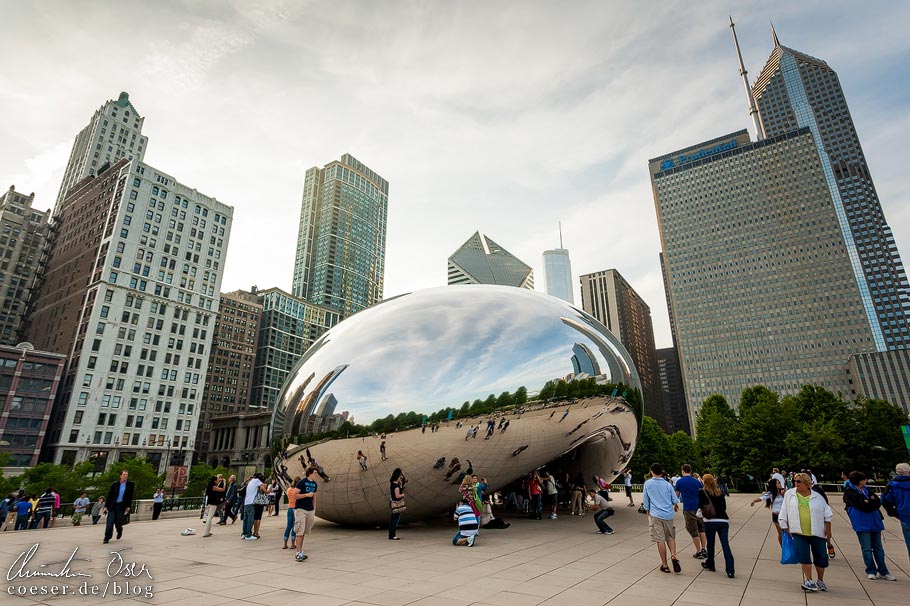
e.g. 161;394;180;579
271;285;642;526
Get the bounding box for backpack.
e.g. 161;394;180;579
882;486;899;518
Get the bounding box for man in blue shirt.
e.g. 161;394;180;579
642;462;681;573
293;467;318;562
103;470;134;544
675;464;707;559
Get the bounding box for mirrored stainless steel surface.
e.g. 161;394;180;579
272;285;642;525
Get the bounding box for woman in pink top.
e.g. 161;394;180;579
529;473;542;520
50;489;61;527
283;477;300;549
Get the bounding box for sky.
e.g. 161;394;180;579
2;0;908;349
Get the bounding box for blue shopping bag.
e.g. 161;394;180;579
780;532;799;565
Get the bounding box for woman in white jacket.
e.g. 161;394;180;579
778;472;833;593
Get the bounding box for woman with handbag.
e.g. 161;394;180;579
698;474;735;578
778;472;833;592
843;471;895;581
389;468;406;540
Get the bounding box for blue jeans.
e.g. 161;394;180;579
389;512;401;539
856;531;890;576
452;531;475;545
242;504;255;537
30;510;50;529
705;522;734;575
901;520;910;561
283;508;296;541
594;508;614;533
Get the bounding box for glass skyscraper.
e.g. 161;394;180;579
292;154;388;318
447;231;534;289
543;249;573;304
753;35;909;350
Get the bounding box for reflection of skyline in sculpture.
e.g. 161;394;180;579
270;286;643;525
571;342;599;377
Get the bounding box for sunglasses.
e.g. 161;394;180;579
794;480;803;484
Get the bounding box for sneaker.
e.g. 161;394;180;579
693;550;706;559
879;574;896;581
701;562;715;572
245;535;258;541
295;552;307;562
550;513;557;519
466;535;475;547
801;579;819;592
603;529;614;535
816;580;827;591
867;574;878;580
671;558;681;573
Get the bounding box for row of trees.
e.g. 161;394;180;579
628;385;909;486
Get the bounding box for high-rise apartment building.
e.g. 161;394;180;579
656;348;690;435
579;269;664;428
249;287;340;411
292;154;388;317
651;128;878;425
448;231;534;289
26;158;233;471
0;343;65;472
195;289;262;462
55;92;148;213
845;350;910;414
752;33;909;350
0;186;51;345
543;225;574;304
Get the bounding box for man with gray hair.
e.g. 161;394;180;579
203;473;225;537
882;462;910;561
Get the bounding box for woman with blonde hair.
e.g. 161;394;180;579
698;474;735;578
460;475;479;517
779;472;833;592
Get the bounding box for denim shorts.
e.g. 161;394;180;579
792;534;828;567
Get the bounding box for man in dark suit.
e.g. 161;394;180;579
103;469;135;543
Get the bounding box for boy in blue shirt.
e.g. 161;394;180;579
453;498;478;546
675;464;707;559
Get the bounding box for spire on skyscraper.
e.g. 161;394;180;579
729;16;765;141
770;21;780;47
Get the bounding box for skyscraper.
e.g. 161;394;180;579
448;231;534;289
651;128;878;424
751;29;910;350
55;92;148;213
196;289;262;463
543;223;574;304
26;158;233;471
0;186;51;345
292;154;388;317
579;269;664;428
656;348;690;435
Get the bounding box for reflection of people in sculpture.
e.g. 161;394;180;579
306;449;313;464
511;445;528;456
500;420;510;433
357;450;368;471
433;456;446;469
444;458;461;480
464;426;472;441
559;408;570;422
309;459;331;482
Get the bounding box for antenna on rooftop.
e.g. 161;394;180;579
729;16;766;141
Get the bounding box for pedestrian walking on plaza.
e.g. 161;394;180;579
844;471;895;581
203;474;226;537
453;497;478;546
2;492;19;531
751;478;784;544
357;450;368;471
30;488;55;529
588;489;615;534
220;475;237;524
779;472;832;592
103;470;134;544
272;479;282;516
152;488;164;520
542;471;559;519
15;495;32;530
72;492;90;526
389;468;405;540
623;469;635;507
642;463;681;574
570;472;587;516
698;474;735;578
293;467;319;561
675;464;707;560
882;462;910;562
241;473;265;540
283;476;300;549
380;440;387;461
528;472;543;520
91;497;104;525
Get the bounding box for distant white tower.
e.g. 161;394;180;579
543;222;574;304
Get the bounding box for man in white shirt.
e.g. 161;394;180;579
623;470;635;507
241;474;263;540
588;489;615;534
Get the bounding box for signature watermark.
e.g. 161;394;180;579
6;543;154;599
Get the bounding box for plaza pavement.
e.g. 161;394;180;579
0;494;907;606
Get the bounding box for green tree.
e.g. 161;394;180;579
850;397;909;480
695;394;739;478
733;386;796;478
94;458;163;500
669;431;700;472
0;452;21;497
538;381;556;400
513;386;528;406
182;463;229;497
21;461;94;503
628;416;674;481
554;380;569;399
496;391;513;410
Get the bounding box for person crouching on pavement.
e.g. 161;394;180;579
453;497;479;547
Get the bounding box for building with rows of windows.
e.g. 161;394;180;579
26;157;233;471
